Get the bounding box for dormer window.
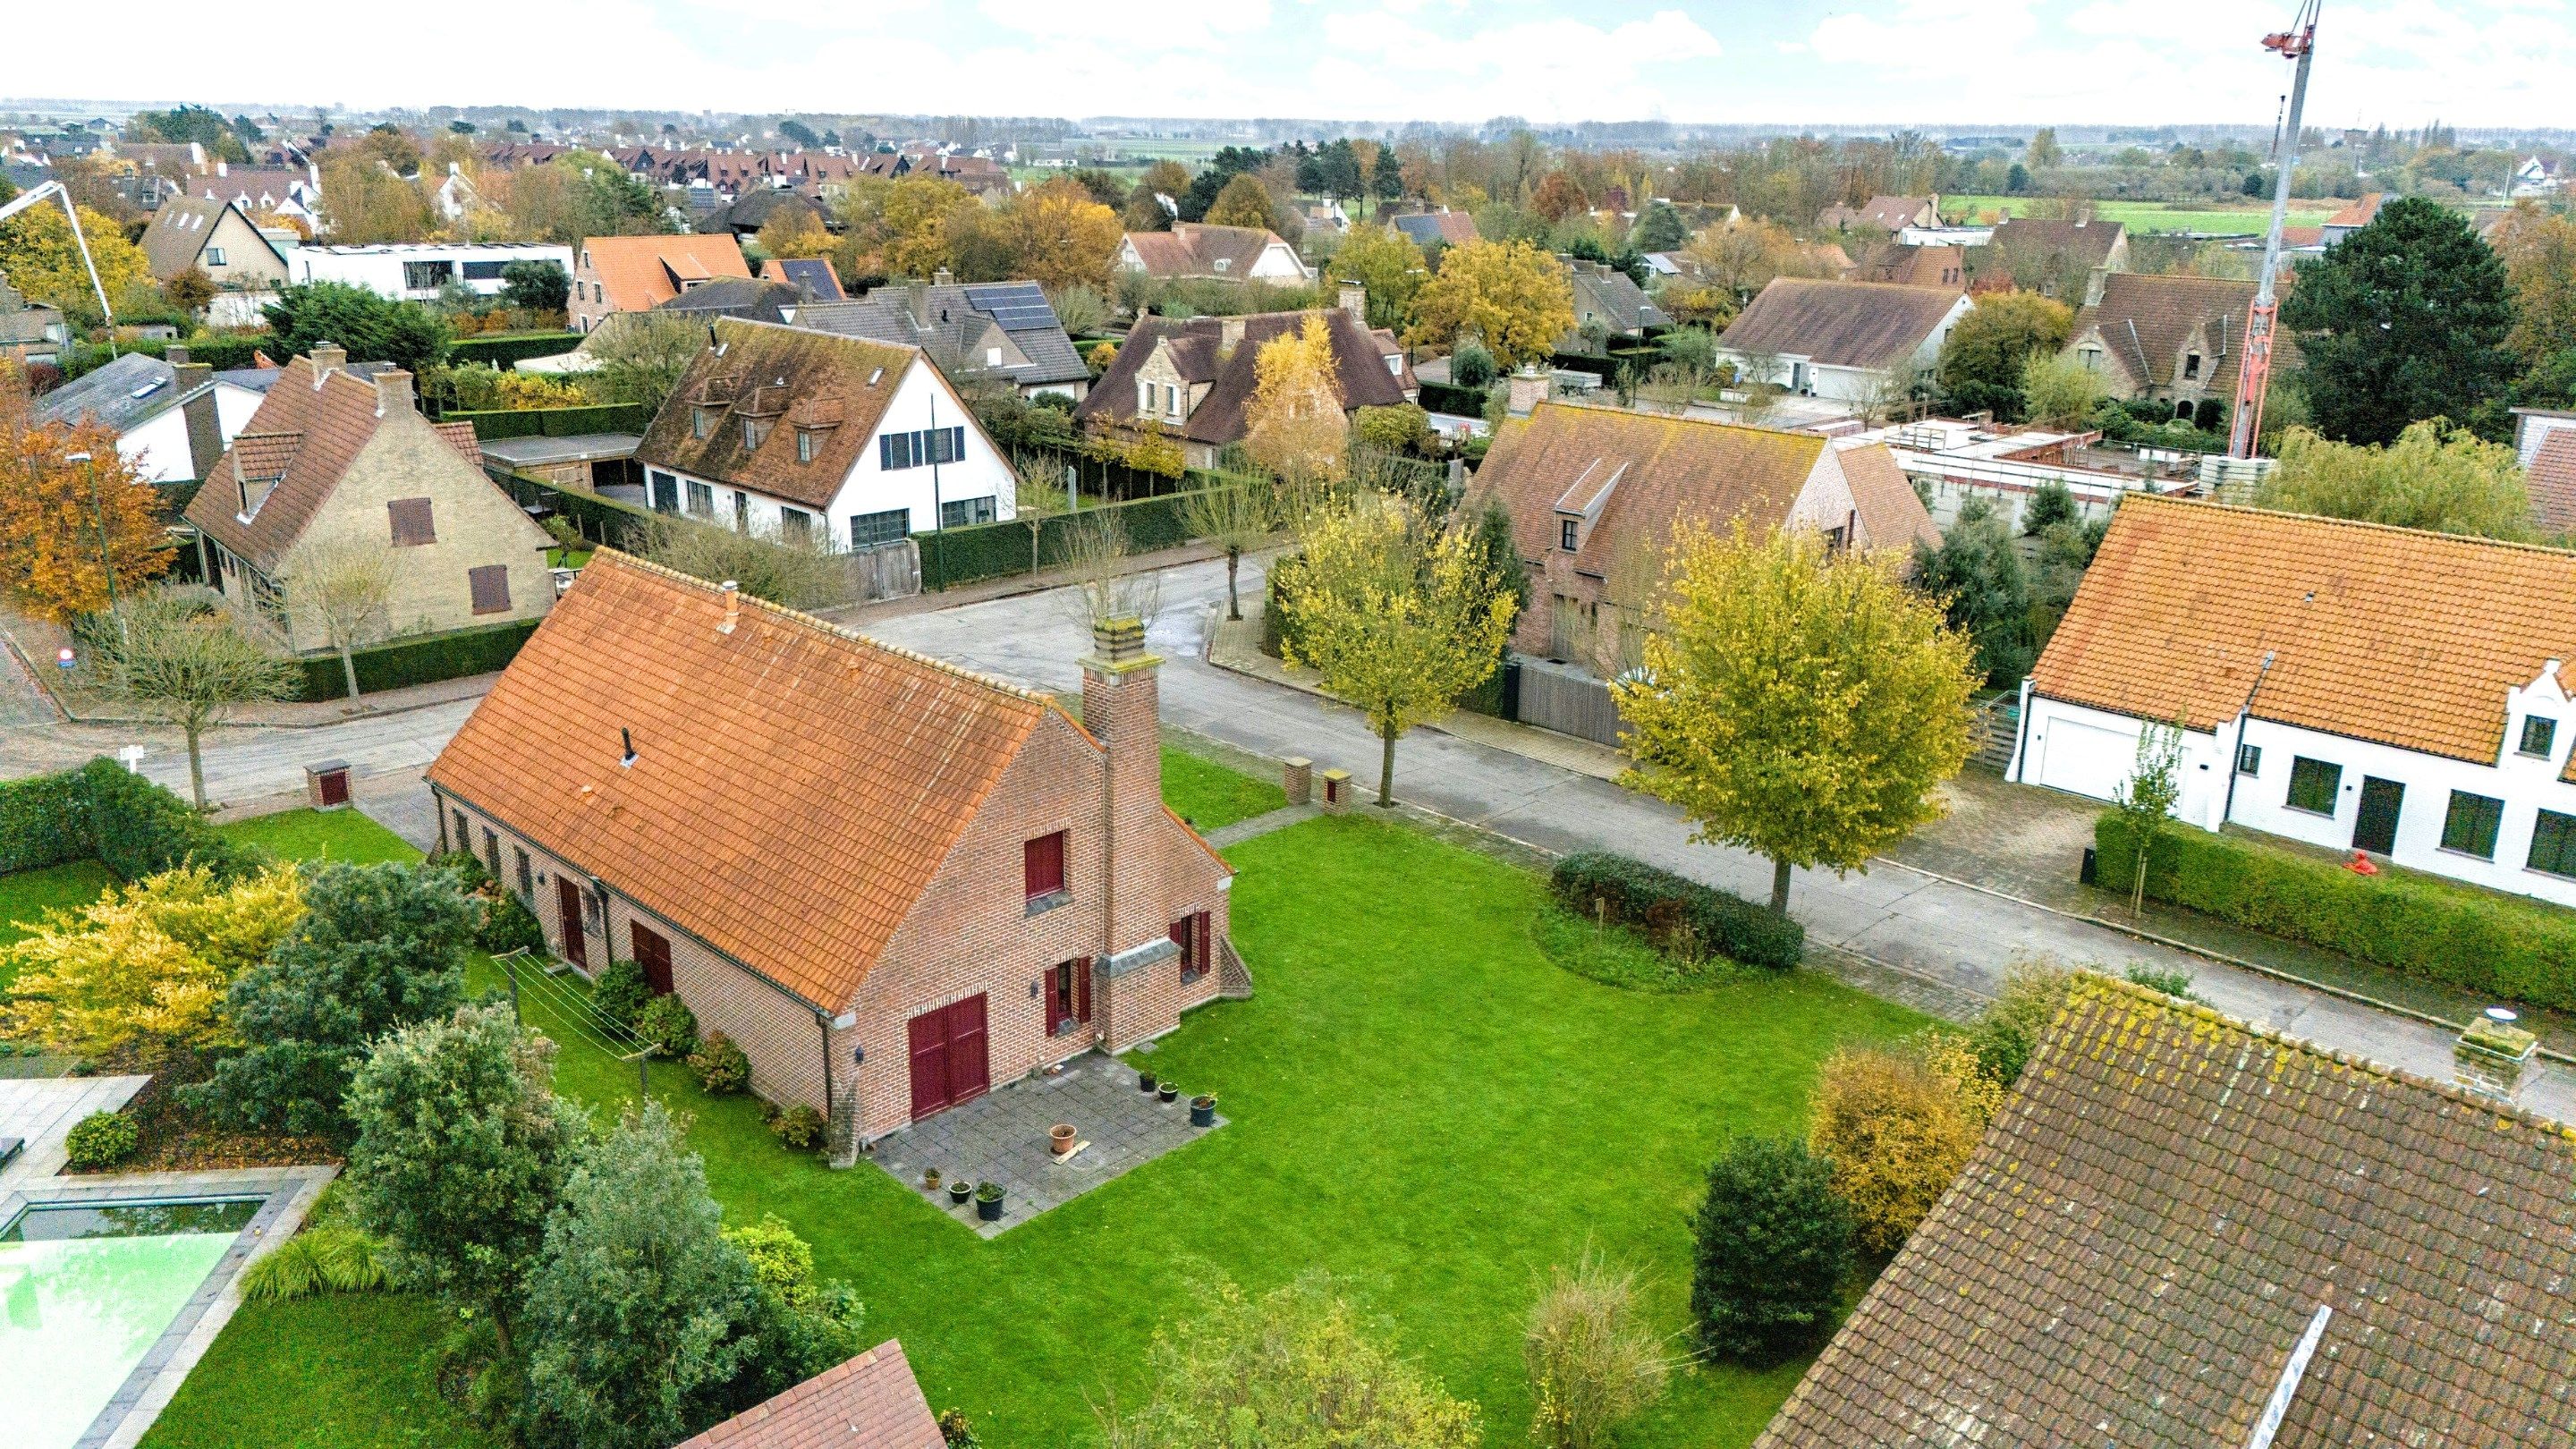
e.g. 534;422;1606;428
796;428;817;462
2521;716;2557;758
1560;518;1580;551
743;418;770;450
692;406;713;439
2182;352;2203;380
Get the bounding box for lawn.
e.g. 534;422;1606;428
218;809;424;865
1159;747;1285;832
1948;193;2338;234
0;859;114;990
123;781;1922;1449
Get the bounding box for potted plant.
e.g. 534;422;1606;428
1049;1123;1076;1157
1191;1093;1217;1127
975;1182;1004;1222
1138;1070;1157;1094
948;1179;974;1206
1157;1083;1180;1105
923;1167;942;1190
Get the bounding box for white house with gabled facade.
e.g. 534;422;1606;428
631;318;1014;550
2009;495;2576;906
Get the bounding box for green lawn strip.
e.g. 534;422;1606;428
138;1295;494;1449
216;809;423;866
487;814;1924;1449
0;859;115;991
1159;747;1286;832
1947;194;2339;233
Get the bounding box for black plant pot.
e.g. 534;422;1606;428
1157;1084;1179;1104
1138;1072;1157;1093
948;1181;973;1205
1191;1095;1216;1127
977;1192;1004;1223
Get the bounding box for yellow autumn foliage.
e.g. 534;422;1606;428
3;863;305;1061
1808;1031;1997;1257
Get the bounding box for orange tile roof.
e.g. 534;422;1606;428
580;233;752;312
426;552;1055;1011
2031;495;2576;769
675;1340;942;1449
2527;429;2576;535
1469;403;1826;572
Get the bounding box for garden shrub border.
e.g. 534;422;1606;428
0;758;250;880
2094;814;2576;1010
291;618;542;701
444;402;653;440
1548;851;1805;970
445;332;584;368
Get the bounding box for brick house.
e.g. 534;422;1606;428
1467;402;1936;678
2063;271;2286;423
570;233;754;333
182;347;556;653
424;553;1237;1157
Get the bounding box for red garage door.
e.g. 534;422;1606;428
906;995;990;1121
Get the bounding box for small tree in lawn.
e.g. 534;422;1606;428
96;587;300;809
1525;1249;1671;1449
344;1004;586;1362
197;860;476;1138
1690;1134;1854;1365
1275;497;1517;807
2112;718;2183;915
1181;477;1278;621
287;536;396;700
1614;522;1978;913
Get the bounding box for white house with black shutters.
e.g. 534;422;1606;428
2008;496;2576;907
631;318;1014;552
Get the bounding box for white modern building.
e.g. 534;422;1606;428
291;242;574;302
631;318;1014;548
2009;495;2576;907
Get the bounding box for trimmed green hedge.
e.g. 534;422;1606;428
0;759;254;881
447;402;652;441
446;332;584;368
60;332;276;379
2095;814;2576;1010
1549;851;1805;970
918;489;1216;591
293;618;543;701
1419;380;1493;418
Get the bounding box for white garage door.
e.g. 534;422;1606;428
2033;716;2135;801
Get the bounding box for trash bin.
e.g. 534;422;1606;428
2079;845;2097;886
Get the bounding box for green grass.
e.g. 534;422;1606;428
1530;902;1750;994
0;859;114;990
216;809;423;866
1160;748;1285;832
1948;194;2338;234
139;1295;493;1449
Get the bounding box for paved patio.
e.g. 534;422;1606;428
869;1049;1225;1237
0;1075;148;1194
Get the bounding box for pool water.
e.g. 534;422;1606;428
0;1198;261;1449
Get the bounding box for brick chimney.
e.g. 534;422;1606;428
172;351;221;480
373;368;414;417
1338;278;1367;324
309;341;346;382
1081;615;1166;954
1506;364;1555;417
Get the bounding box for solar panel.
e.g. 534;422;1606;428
963;283;1058;333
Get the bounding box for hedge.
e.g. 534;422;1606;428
918;488;1218;591
2095;814;2576;1011
292;618;543;701
446;402;653;441
446;332;584;368
1549;851;1805;970
0;758;253;882
59;332;276;379
1418;380;1493;418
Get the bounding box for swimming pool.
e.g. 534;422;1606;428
0;1196;265;1449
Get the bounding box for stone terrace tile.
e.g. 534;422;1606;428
866;1050;1224;1238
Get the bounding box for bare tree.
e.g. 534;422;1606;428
582;312;705;415
1062;510;1160;629
1181;479;1280;622
287;537;397;700
97;587;301;809
641;516;847;610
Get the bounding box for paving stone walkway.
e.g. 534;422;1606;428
868;1050;1225;1237
0;1075;148;1192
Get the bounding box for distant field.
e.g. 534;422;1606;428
1947;195;2338;234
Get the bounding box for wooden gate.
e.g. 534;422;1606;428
1516;656;1626;746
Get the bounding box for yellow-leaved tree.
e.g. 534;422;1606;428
0;201;151;321
1614;521;1977;913
755;201;834;263
1000;178;1124;292
1329;224;1428;329
1404;240;1574;369
1808;1033;2001;1256
3;863;306;1061
0;419;179;623
1202;174;1283;233
1276;497;1518;806
835;175;975;280
1243;315;1350;484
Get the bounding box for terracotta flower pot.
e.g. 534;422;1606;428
1050;1123;1076;1156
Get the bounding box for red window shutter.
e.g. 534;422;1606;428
1075;957;1091;1024
1195;911;1212;976
387;496;435;546
1171;918;1191;981
1024;830;1065;901
631;924;673;995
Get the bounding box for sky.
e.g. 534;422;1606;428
14;0;2574;130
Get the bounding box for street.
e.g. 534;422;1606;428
6;554;2561;1119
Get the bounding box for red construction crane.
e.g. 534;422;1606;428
2229;1;2320;459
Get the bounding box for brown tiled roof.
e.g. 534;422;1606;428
1467;403;1826;572
1756;977;2576;1449
633;318;930;511
580;233;752;312
2525;429;2576;535
1121;223;1292;280
1076;309;1411;446
1389;209;1480;248
140;197;225;278
675;1340;943;1449
426;553;1056;1012
2067;271;2285;398
1988;216;2127;270
2031;495;2576;770
1716;279;1963;370
1835;442;1940;552
1820;195;1934;231
183;358;481;572
1853;242;1965;289
2326;191;2385;228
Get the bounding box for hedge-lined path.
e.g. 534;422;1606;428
10;555;2563;1122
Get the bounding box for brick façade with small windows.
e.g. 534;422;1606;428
426;552;1235;1158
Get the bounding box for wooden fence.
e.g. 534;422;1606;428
1515;656;1625;747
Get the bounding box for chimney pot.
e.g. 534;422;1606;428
310;342;346;382
719;579;740;634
